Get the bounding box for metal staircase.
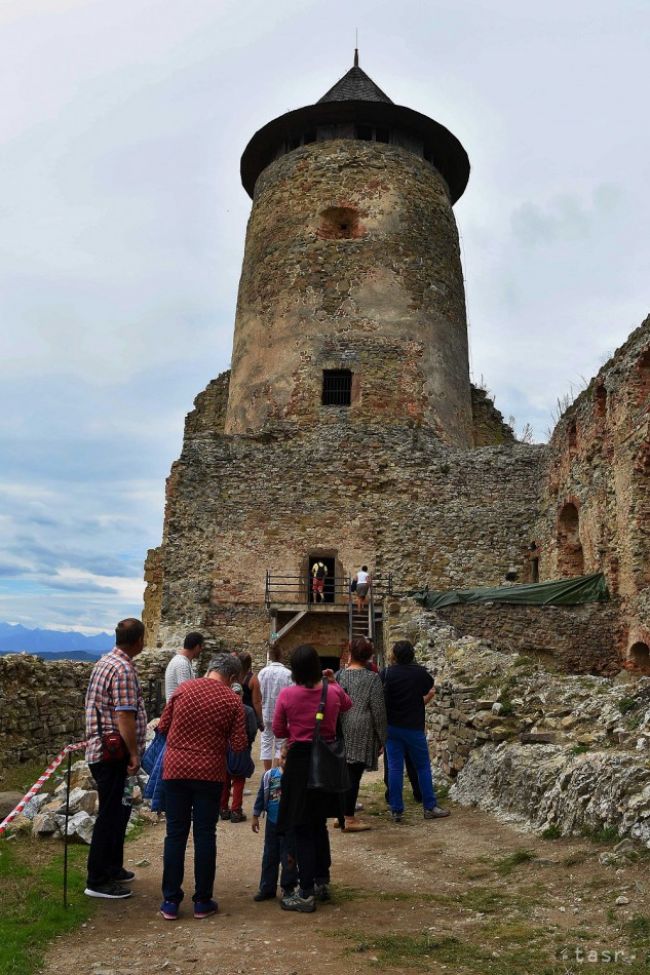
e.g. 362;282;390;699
348;587;383;649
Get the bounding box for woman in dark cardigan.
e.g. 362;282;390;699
336;637;387;832
273;644;352;913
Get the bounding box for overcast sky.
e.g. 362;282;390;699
1;0;648;633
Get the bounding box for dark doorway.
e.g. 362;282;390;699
319;654;341;673
309;555;336;603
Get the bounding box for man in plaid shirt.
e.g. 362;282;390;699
84;618;147;899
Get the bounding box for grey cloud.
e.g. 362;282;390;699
511;185;624;247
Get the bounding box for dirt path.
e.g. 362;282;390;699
40;772;650;975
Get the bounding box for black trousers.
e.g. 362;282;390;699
87;759;131;887
383;749;422;803
344;761;366;817
294;818;331;897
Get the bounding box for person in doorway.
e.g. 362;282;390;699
381;640;449;823
157;653;247;920
336;638;387;832
311;561;327;603
273;645;352;912
164;632;204;701
354;565;372;612
84;618;147;899
258;645;293;770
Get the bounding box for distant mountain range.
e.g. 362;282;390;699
0;622;113;660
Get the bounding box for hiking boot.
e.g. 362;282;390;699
219;809;231;821
159;899;179;920
194;899;218;919
253;889;276;902
424;806;450;820
280;891;316;913
230;808;247;823
84;882;133;899
314;883;331;903
390;811;403;824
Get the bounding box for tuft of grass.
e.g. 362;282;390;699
0;837;94;975
563;852;587;867
458;887;511;914
495;849;536;876
513;655;534;668
624;915;650;946
570;744;589;756
329;884;366;904
581;824;620;845
618;697;637;715
542;825;562;840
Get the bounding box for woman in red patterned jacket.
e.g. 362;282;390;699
157;653;247;921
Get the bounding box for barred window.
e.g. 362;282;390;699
322;369;352;406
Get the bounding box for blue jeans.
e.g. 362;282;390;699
385;726;436;814
162;779;223;904
259;819;298;895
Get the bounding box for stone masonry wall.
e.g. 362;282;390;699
151;409;545;658
436;601;621;675
538;316;650;667
226;140;473;445
470;385;516;447
0;655;91;770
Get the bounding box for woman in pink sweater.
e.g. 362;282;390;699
272;644;352;913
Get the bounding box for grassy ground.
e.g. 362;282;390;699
0;760;59;795
0;836;94;975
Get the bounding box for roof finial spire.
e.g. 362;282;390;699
354;28;359;67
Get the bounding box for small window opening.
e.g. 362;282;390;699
504;569;518;583
322;369;352;406
629;641;650;673
318;206;360;240
558;502;584;576
357;124;373;141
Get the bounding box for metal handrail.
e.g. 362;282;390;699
265;571;393;608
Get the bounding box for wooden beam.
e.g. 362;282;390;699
271;610;307;644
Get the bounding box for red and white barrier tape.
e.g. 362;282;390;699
0;741;87;836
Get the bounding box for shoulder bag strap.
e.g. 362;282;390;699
313;678;329;741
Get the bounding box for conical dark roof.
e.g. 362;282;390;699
318;63;393;104
240;53;470;204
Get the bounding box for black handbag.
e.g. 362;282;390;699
307;678;350;794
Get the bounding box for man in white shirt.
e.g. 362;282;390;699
164;632;204;701
257;645;292;769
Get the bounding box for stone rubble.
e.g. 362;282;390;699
392;605;650;845
3;758;152;844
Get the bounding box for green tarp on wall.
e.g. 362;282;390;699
410;573;609;609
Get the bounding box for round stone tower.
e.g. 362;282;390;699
225;54;473;446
